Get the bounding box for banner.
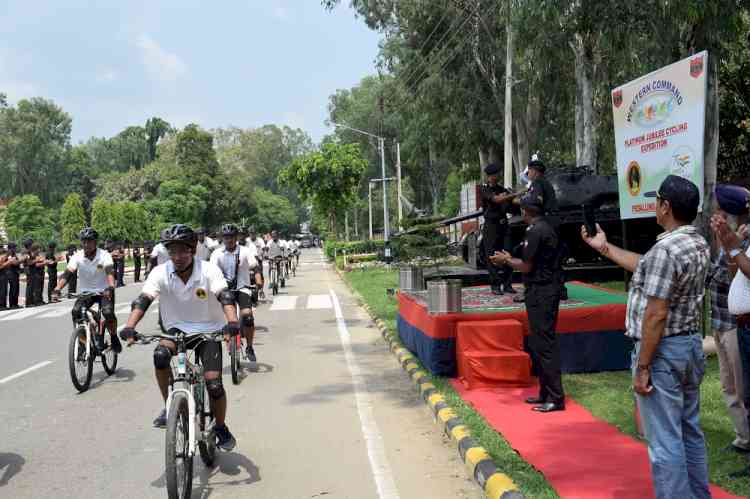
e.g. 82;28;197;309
611;51;707;219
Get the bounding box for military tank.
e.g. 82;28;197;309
461;166;662;280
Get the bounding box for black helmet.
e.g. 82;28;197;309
196;227;206;235
221;224;239;236
79;227;99;241
160;224;197;248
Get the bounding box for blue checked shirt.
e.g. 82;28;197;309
626;225;710;340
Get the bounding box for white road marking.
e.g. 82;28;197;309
269;295;298;311
329;288;400;499
37;307;70;318
306;294;332;309
0;308;22;319
0;307;47;322
0;360;53;384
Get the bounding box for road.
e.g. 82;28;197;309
0;248;481;499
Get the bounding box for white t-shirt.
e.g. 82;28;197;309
196;238;219;261
67;249;114;293
266;239;283;259
729;246;750;315
252;237;265;253
141;258;228;334
209;245;257;289
150;243;169;266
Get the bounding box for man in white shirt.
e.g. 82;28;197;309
53;227;120;353
210;224;259;362
120;224;238;450
149;237;169;271
196;228;219;261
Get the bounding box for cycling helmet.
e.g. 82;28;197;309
79;227;99;241
221;224;239;236
160;224;197;248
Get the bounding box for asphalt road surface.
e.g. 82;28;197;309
0;248;481;499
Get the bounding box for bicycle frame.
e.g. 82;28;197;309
75;294;104;360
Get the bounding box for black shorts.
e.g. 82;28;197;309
72;293;115;323
233;287;255;310
184;336;223;372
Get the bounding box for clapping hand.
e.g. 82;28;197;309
711;213;742;252
581;223;607;253
489;250;512;266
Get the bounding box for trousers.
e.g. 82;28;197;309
525;281;564;404
483;221;511;289
633;335;709;499
714;328;750;449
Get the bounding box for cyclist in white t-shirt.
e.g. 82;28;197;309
210;224;260;362
120;224;238;450
52;227;120;353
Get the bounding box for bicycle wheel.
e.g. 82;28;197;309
101;330;118;375
68;326;93;392
165;392;193;499
196;381;216;466
229;335;240;385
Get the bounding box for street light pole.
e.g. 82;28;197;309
379;137;389;242
396;141;403;228
368;181;374;240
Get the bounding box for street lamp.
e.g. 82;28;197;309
331;122;390;243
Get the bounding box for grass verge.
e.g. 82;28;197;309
343;267;750;498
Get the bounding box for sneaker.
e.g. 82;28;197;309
246;346;257;363
110;334;122;354
153;409;167;428
94;334;106;352
215;424;237;451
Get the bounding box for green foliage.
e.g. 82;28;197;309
252;188;298;233
279;142;368;235
147;180;209;228
4;194;56;243
59;193;86;246
323;239;386;260
0;97;72;205
392;222;448;262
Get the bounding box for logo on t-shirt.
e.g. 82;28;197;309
96;264;103;271
196;288;207;299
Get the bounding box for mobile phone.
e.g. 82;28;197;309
582;204;597;237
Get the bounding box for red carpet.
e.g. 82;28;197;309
450;380;742;499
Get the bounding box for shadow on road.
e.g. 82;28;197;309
222;363;274;380
0;453;24;486
84;367;137;391
150;451;260;498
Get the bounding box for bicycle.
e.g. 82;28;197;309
136;329;222;499
291;251;298;276
67;292;118;392
228;284;256;385
268;256;283;295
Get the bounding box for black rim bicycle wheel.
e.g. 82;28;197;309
101;330;118;375
68;327;93;393
197;381;216;466
230;336;240;385
165;392;193;499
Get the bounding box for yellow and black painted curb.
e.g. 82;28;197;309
335;268;523;499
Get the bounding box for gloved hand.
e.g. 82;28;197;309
119;327;138;345
223;321;240;337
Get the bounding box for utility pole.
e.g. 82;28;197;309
368;181;374;239
503;0;514;188
380;136;389;242
396;141;403;228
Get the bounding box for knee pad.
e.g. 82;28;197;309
241;314;254;328
206;379;225;400
71;307;84;323
153;345;172;370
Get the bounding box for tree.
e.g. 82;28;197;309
176;124;223;226
145;117;171;162
90;197;123;241
4;194;56;243
252;188;298;233
60;193;87;246
279;142;367;236
0;97;72;204
145;180;209;228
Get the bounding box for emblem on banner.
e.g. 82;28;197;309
612;89;623;108
690;55;704;78
626;161;642;196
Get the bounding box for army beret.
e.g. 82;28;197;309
484;163;500;175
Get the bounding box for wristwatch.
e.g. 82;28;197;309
729;248;742;259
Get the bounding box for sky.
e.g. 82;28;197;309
0;1;381;144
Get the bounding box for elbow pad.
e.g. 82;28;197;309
218;289;236;306
131;294;154;312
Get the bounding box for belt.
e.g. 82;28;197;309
633;330;697;342
738;314;750;327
